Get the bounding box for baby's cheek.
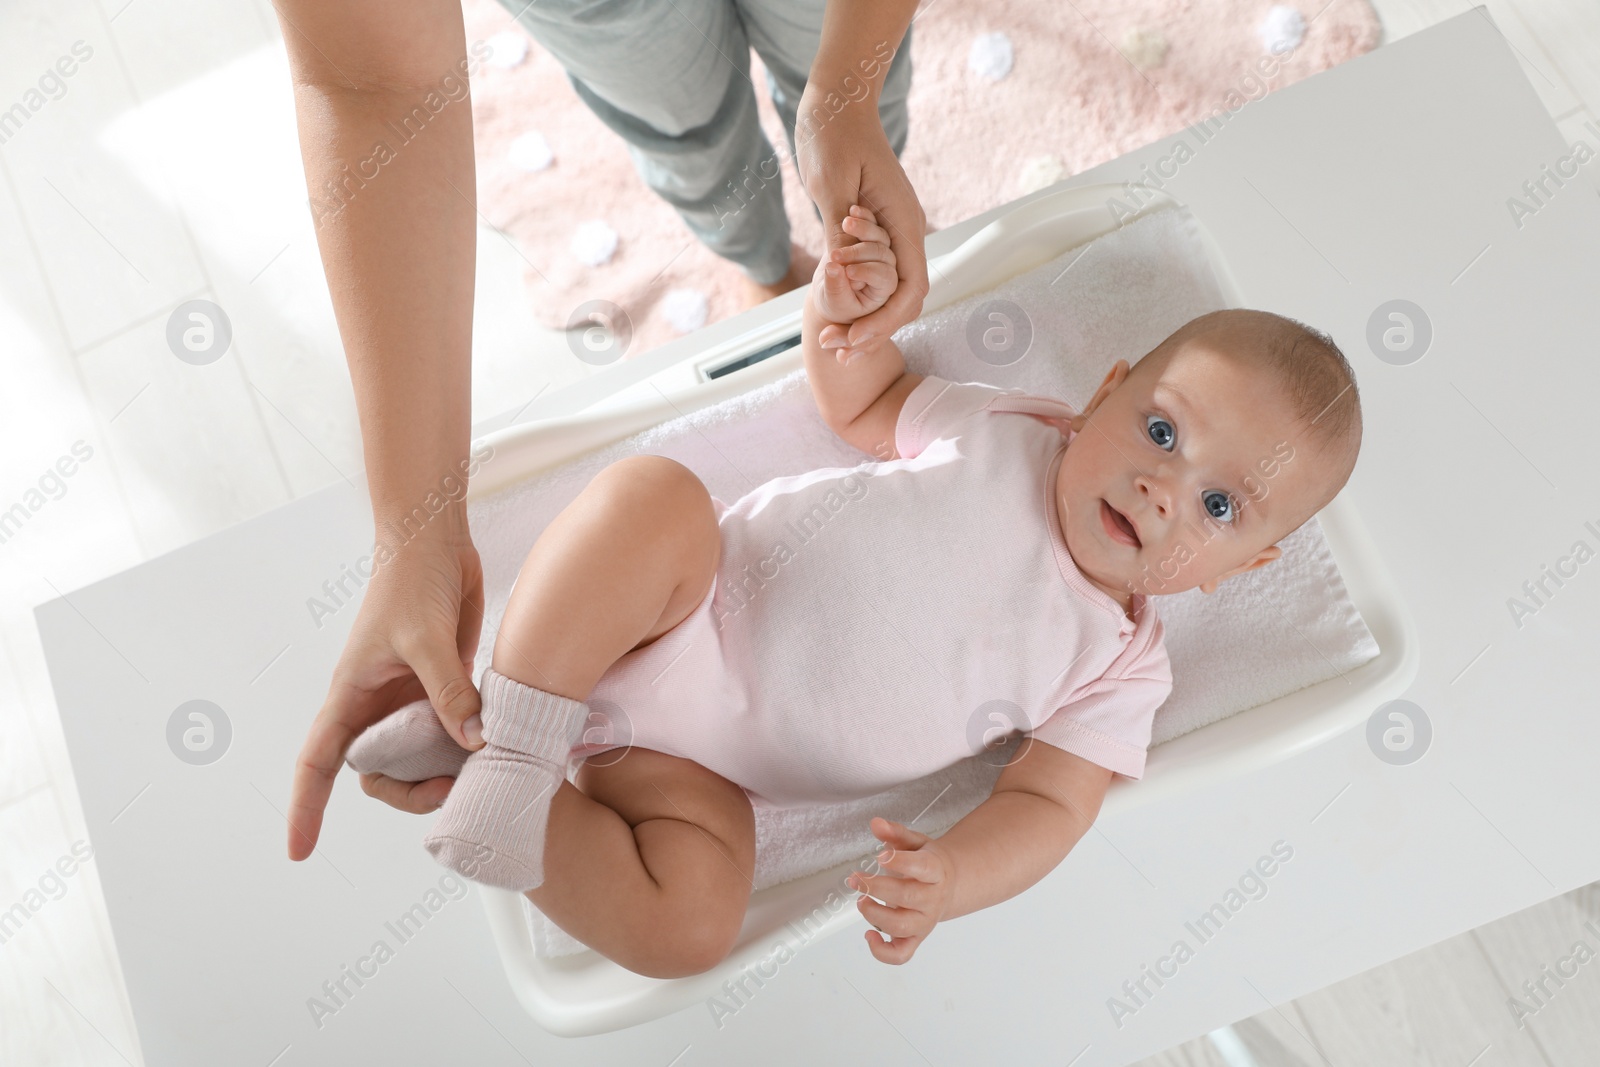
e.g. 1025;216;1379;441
1061;439;1108;487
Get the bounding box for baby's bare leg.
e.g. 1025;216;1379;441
532;749;755;979
493;455;755;978
491;454;719;703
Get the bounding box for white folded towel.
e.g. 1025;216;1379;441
463;206;1380;957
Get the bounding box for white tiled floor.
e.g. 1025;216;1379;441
1;0;1597;1064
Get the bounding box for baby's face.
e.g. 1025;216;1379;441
1055;341;1333;605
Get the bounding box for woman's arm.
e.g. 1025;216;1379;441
277;0;477;548
277;0;489;859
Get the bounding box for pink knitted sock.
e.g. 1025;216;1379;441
345;699;470;782
423;668;591;891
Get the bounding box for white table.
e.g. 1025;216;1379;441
37;11;1600;1064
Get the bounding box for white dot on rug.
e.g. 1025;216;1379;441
570;221;618;267
1017;155;1065;196
968;32;1014;82
661;288;708;334
1122;26;1170;71
508;131;554;172
1258;5;1305;54
487;31;530;69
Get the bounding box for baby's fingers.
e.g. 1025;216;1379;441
842;208;891;247
820;262;857;302
858;896;929;966
865;927;922;964
830;242;896;277
847;203;881;229
844;260;897;295
857;895;928;941
849;866;929;912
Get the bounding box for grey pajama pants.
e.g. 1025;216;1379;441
495;0;914;284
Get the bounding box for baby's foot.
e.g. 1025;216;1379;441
422;669;591;890
812;203;899;324
345;699;470;782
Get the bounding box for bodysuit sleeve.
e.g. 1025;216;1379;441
1027;634;1173;780
894;375;1019;460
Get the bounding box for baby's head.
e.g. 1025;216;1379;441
1056;308;1362;605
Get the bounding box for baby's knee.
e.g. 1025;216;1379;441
602;455;706;501
633;907;740;979
598;456;716;543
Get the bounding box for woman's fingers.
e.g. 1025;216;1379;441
851;274;924;350
289;665;420;859
287;706;361;860
848;157;928;347
289;529;486;859
403;633;483;749
818;322;849;349
359;772;454;814
397;542;485;749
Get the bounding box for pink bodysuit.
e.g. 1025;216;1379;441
575;375;1173;809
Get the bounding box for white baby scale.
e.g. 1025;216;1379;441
460;182;1420;1036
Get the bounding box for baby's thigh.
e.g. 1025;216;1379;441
575;746;756;934
590;456;722;649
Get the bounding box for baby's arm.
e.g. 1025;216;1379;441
802;204;923;460
848;739;1112;964
932;740;1112;917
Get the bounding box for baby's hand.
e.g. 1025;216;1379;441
846;816;955;965
811;204;898;325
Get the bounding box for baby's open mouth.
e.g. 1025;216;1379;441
1100;499;1142;548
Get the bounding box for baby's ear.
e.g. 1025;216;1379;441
1079;360;1130;419
1199;544;1283;594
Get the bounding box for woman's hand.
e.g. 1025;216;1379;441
847;816;956;964
794;94;928;352
287;512;485;859
356;770;455;815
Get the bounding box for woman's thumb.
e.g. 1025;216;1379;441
410;642;484;750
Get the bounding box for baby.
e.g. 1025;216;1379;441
342;203;1363;977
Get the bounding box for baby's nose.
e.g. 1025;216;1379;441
1135;475;1170;515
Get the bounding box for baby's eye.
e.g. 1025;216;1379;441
1202;490;1236;524
1145;415;1175;451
